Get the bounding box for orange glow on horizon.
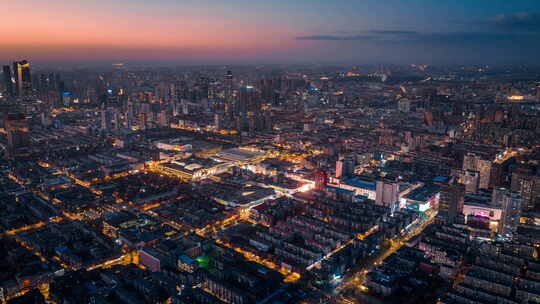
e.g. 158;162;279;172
0;1;303;60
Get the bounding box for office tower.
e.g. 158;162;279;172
4;113;30;159
439;179;465;224
13;60;32;97
2;65;13;97
511;169;540;211
492;188;522;238
463;153;492;190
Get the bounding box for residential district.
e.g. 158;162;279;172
0;61;539;304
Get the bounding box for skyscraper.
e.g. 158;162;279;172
13;60;32;97
224;70;234;117
2;65;13;97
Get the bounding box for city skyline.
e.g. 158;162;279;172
2;2;540;304
2;0;540;65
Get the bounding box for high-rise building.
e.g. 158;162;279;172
236;86;260;115
224;70;234;116
2;65;13;97
4;113;30;159
489;163;506;188
314;170;328;190
463;170;480;194
463;153;492;190
335;156;355;178
492;188;522;238
126;101;135;129
101;108;113;131
214;113;222;130
511;170;540;211
376;179;399;207
439;178;465;224
13;60;32;97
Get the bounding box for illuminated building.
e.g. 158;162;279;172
462;191;502;232
400;183;440;213
336;176;377;200
333;176;410;208
507;95;524;101
156;157;229;181
12;60;32;97
314;170;328;190
213;148;266;164
511;170;540;212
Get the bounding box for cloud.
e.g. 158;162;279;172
296;30;540;47
295;34;377;41
368;30;417;35
296;29;418;41
491;12;540;32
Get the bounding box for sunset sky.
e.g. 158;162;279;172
2;0;540;64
